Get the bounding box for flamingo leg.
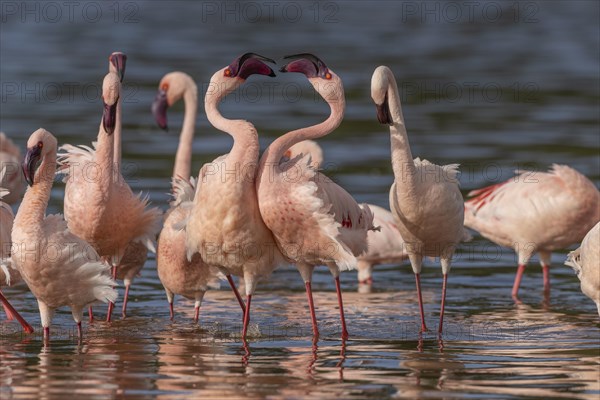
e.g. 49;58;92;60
77;321;82;341
122;284;130;319
88;306;94;323
169;301;174;321
193;305;200;323
334;276;349;340
304;282;319;337
241;294;252;339
106;264;117;322
542;264;550;293
2;301;14;320
0;291;34;333
415;273;427;333
512;264;526;298
226;274;246;313
438;273;448;334
43;326;50;339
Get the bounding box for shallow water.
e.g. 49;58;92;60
1;1;599;399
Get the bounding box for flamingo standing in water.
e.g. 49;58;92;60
371;65;465;334
0;167;33;333
257;54;375;339
59;70;162;322
0;132;25;204
151;71;229;321
465;165;600;298
566;222;600;316
11;128;117;340
283;139;408;285
185;53;285;339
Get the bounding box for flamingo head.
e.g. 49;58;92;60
102;72;120;135
23;128;56;186
371;66;393;125
151;72;197;131
225;52;276;80
280;53;343;104
109;52;127;82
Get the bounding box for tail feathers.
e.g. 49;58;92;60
359;203;376;231
565;248;582;277
130;193;163;254
75;261;118;303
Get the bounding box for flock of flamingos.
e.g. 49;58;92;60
0;52;598;343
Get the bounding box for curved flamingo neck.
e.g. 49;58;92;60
95;121;116;188
261;79;345;168
384;69;417;189
113;97;122;170
14;149;56;230
173;85;198;182
204;73;258;164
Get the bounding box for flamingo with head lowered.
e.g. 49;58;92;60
58;65;162;323
465;165;600;299
11;127;117;340
283;139;408;286
371;65;466;335
257;54;376;340
184;53;286;339
0;166;33;333
151;71;236;321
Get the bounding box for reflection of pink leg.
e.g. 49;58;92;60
438;274;448;334
88;306;94;323
304;282;319;337
241;295;252;339
0;290;33;333
415;273;427;332
227;274;246;313
512;264;526;298
3;301;14;320
334;277;349;339
542;264;551;293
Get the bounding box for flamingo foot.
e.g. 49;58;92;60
226;274;246;313
334;276;349;340
0;291;34;333
415;273;428;333
304;281;320;337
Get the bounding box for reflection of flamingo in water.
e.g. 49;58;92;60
465;165;599;299
283;139;408;285
0;166;33;333
151;71;236;321
566;221;600;315
371;65;466;334
59;63;162;323
184;53;286;339
257;54;375;339
12;128;117;339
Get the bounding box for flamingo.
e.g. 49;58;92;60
0;132;25;204
566;222;600;316
151;71;228;321
283;139;409;285
185;53;285;339
464;165;600;298
257;53;376;339
371;65;465;334
58;70;162;323
11;128;117;340
0;167;33;333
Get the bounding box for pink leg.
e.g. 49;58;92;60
43;326;50;339
106;264;117;322
438;274;448;334
359;277;373;285
542;264;550;293
122;284;130;319
169;301;174;320
88;306;94;323
334;277;349;340
304;282;319;337
0;291;34;333
241;294;252;339
193;305;200;323
2;301;14;320
512;264;526;298
415;273;427;333
226;274;246;313
77;321;82;340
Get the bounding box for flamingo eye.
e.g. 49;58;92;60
224;68;232;77
325;72;332;80
37;141;43;148
161;83;169;91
